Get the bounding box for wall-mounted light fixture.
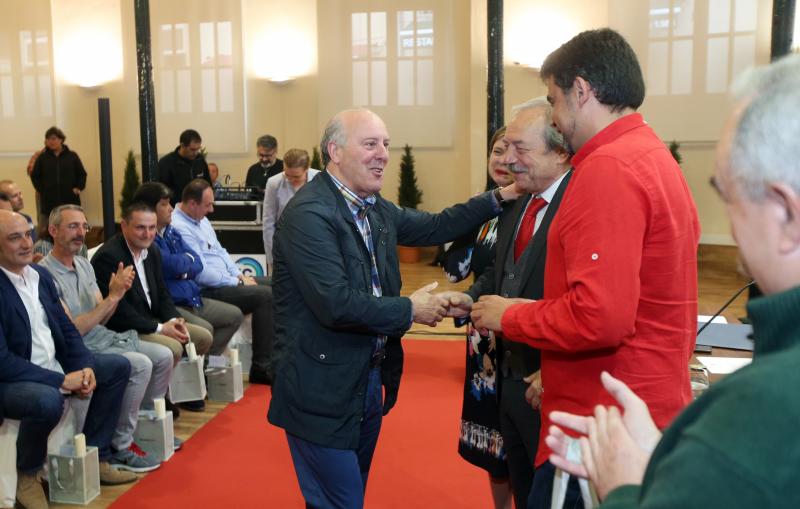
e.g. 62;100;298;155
51;0;123;88
505;7;578;70
251;28;315;84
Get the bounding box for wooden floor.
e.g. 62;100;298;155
51;244;750;508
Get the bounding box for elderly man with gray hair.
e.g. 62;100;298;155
545;54;800;509
438;98;572;509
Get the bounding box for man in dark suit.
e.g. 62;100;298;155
267;108;521;509
91;203;212;365
442;99;572;509
0;210;135;508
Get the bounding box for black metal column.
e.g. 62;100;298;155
486;0;504;190
771;0;796;60
98;98;116;240
135;0;158;182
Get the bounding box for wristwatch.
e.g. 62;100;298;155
493;187;511;206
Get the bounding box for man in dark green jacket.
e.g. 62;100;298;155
267;108;520;509
544;54;800;508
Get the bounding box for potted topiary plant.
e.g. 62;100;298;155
119;149;140;216
397;144;423;263
310;146;322;170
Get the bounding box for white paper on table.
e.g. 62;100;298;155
697;356;752;374
698;315;728;324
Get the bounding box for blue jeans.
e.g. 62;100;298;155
286;367;383;509
0;353;130;473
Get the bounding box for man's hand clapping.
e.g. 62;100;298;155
108;262;135;301
410;282;447;326
545;372;662;500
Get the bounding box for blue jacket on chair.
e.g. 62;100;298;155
153;224;204;308
0;264;94;389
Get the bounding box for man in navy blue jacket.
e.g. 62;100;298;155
267;109;521;508
0;210;134;507
133;182;243;358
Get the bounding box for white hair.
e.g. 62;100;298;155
729;54;800;200
510;97;569;154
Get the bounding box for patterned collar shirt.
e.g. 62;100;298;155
328;172;386;352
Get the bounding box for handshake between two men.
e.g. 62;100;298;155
409;282;533;330
409;283;543;409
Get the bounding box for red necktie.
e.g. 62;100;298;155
514;197;547;262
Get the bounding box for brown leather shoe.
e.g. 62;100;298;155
16;471;48;509
99;462;138;485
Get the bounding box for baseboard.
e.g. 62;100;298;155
699;233;736;246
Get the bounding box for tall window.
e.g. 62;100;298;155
351;9;435;107
647;0;694;95
152;0;244;153
397;10;434;106
645;0;759;96
0;0;55;151
705;0;757;93
157;21;235;114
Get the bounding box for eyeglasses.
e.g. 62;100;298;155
65;222;92;232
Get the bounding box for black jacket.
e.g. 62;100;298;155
267;171;500;449
30;145;87;216
466;171;572;378
245;159;284;190
157;147;210;205
91;234;181;334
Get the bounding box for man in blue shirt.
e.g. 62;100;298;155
171;179;273;384
133;182;243;359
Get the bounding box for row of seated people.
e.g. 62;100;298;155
0;178;275;509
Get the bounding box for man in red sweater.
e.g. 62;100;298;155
472;28;700;509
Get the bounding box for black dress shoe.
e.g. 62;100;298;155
249;368;272;385
177;399;206;412
165;397;180;419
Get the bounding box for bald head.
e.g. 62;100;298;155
321;109;389;198
0;181;23;211
0;210;34;274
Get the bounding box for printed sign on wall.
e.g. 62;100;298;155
232;254;266;277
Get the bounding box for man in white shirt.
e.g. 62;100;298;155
91;203;213;364
262;148;320;275
0;210;136;508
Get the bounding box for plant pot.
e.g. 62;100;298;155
397;246;421;263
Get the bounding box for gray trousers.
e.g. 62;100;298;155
112;342;174;451
201;277;273;373
178;297;244;356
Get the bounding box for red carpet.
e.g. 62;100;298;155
110;339;493;508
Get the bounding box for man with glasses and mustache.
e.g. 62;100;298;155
40;204;175;472
245;134;284;192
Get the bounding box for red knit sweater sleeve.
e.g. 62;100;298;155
501;155;650;351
